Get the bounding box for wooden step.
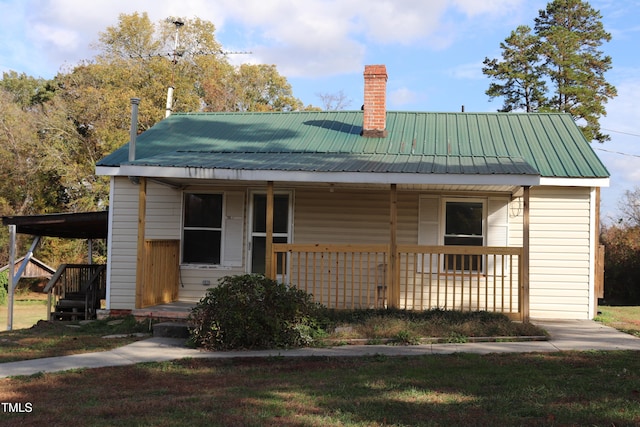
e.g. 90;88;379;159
57;299;86;309
50;311;86;321
63;292;87;300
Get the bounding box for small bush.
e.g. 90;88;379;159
188;274;326;350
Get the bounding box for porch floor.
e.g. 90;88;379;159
131;301;195;321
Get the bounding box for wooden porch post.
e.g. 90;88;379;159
522;186;530;322
594;187;604;315
388;184;398;308
135;177;147;309
265;181;274;279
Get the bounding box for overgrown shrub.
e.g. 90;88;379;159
188;274;326;350
601;225;640;304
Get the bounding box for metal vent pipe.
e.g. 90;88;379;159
129;98;141;162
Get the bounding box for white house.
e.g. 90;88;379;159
96;65;609;321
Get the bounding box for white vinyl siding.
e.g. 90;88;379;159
295;190;388;244
105;181;596;318
106;177;140;310
527;186;593;319
145;183;181;240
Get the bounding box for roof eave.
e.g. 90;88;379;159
108;165;541;187
538;176;610;188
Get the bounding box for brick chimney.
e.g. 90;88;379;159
362;64;388;138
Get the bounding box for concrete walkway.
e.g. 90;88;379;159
1;320;640;379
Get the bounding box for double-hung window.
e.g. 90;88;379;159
443;199;485;271
182;193;223;264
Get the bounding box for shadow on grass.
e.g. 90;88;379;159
2;351;639;426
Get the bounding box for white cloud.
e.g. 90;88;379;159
448;61;485;80
389;87;418;107
6;0;528;79
452;0;524;16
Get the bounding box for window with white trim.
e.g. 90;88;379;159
443;199;485;271
182;193;223;264
419;195;508;274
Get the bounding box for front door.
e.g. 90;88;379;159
249;192;291;275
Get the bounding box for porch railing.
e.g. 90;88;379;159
43;264;107;320
272;244;524;320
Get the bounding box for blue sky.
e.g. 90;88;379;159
1;0;638;222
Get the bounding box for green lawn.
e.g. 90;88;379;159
0;294;48;330
1;351;639;426
596;305;640;337
0;304;639;425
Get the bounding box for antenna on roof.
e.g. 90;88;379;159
164;18;251;118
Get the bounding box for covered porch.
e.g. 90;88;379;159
131;179;532;322
265;183;531;321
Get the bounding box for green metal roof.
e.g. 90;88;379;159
97;111;609;179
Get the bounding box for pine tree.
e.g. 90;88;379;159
483;25;547;113
535;0;616;142
483;0;616;143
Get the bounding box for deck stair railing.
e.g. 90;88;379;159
43;264;107;321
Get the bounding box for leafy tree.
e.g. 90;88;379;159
96;12;162;60
482;26;547;112
601;188;640;304
233;64;303;112
93;13;302;115
601;224;640;303
0;89;60;216
483;0;616;142
0;12;306;268
0;71;55;109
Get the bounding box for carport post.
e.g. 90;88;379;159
6;225;16;331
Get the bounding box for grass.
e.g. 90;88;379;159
0;314;151;363
1;351;639;426
0;292;48;330
595;305;640;338
0;292;151;363
0;304;639;425
319;309;546;345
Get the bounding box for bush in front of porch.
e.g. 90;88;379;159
188;274;326;350
188;274;547;350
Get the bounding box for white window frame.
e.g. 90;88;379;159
440;197;487;272
181;192;225;266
